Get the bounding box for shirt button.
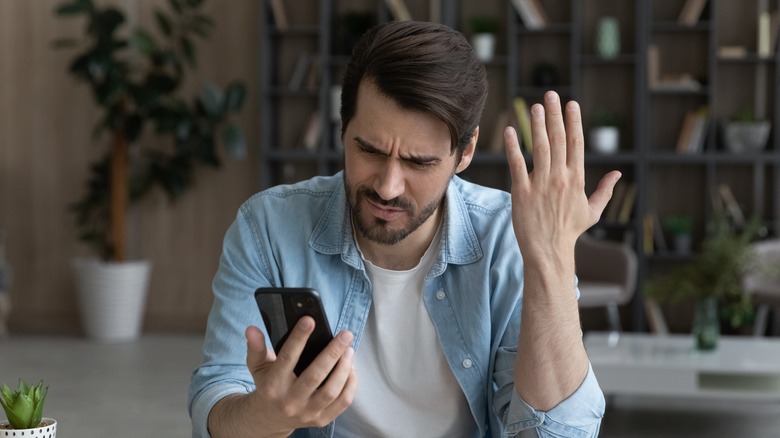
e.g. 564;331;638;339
462;359;473;368
436;290;446;300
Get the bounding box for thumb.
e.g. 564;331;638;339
590;170;622;219
246;325;275;374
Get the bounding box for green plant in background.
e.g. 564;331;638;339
590;107;623;127
54;0;247;261
645;217;766;331
0;379;48;429
468;15;500;34
663;214;693;236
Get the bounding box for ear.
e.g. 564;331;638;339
455;127;478;174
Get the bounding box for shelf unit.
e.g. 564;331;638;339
259;0;780;332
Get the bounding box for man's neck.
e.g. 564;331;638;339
357;208;442;271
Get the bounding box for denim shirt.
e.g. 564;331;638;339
188;172;605;437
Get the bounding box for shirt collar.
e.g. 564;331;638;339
309;172;483;271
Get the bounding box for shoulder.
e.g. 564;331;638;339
451;176;512;217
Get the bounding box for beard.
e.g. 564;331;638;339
344;176;445;246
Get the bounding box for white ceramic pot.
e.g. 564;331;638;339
589;126;620;154
0;418;57;437
471;33;496;62
723;121;770;153
72;258;152;343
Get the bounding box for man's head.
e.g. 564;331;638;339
339;21;488;250
340;21;488;157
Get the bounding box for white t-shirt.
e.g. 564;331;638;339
336;226;476;437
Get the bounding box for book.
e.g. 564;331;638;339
647;44;660;88
617;182;637;224
383;0;412;21
686;108;709;154
675;110;697;154
717;183;746;228
489;110;511;153
605;180;627;223
300;110;322;151
759;11;772;58
643;213;654;255
512;97;533;152
288;52;311;91
678;0;708;26
771;10;780;55
268;0;288;30
526;0;550;27
717;45;748;59
651;211;668;253
510;0;545;30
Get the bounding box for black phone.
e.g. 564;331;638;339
254;287;334;376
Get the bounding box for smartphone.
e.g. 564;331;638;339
254;287;334;376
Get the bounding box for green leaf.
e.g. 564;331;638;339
131;29;157;55
223;81;246;112
190;14;214;38
154;10;173;37
222;124;246;159
91;8;125;37
168;0;183;15
199;82;223;117
55;0;93;16
179;36;196;67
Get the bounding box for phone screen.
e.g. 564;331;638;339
254;287;334;376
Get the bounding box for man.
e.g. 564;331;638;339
189;20;618;437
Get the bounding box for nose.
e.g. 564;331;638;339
374;160;405;201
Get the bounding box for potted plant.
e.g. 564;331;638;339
54;0;246;342
468;16;499;62
645;218;764;349
0;379;56;437
722;107;771;153
663;214;693;255
588;108;622;155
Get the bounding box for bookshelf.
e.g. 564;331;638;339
259;0;780;332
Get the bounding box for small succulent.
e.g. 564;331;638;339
0;379;48;429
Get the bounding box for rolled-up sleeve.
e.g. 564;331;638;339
502;363;605;437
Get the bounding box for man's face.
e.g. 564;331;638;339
342;80;474;246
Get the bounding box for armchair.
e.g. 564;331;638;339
575;233;638;332
743;239;780;336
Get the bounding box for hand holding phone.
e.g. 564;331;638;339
254;287;334;376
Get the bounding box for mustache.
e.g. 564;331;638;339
358;186;413;211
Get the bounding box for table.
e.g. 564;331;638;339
584;332;780;401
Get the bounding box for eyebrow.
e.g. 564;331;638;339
353;136;442;164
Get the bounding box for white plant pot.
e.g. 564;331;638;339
72;258;151;343
0;418;57;437
723;121;770;153
471;33;496;62
589;126;620;154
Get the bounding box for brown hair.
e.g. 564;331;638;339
340;21;488;155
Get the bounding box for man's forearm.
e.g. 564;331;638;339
208;393;290;438
514;250;589;411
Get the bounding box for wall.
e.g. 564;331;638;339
0;0;260;334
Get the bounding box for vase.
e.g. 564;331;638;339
596;17;620;59
692;297;719;351
471;33;496;62
589;126;619;154
72;258;152;343
0;418;57;437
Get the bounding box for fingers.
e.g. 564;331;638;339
589;170;623;218
292;330;354;397
274;316;315;375
540;91;564;172
564;100;585;176
246;325;275;374
504;126;529;188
